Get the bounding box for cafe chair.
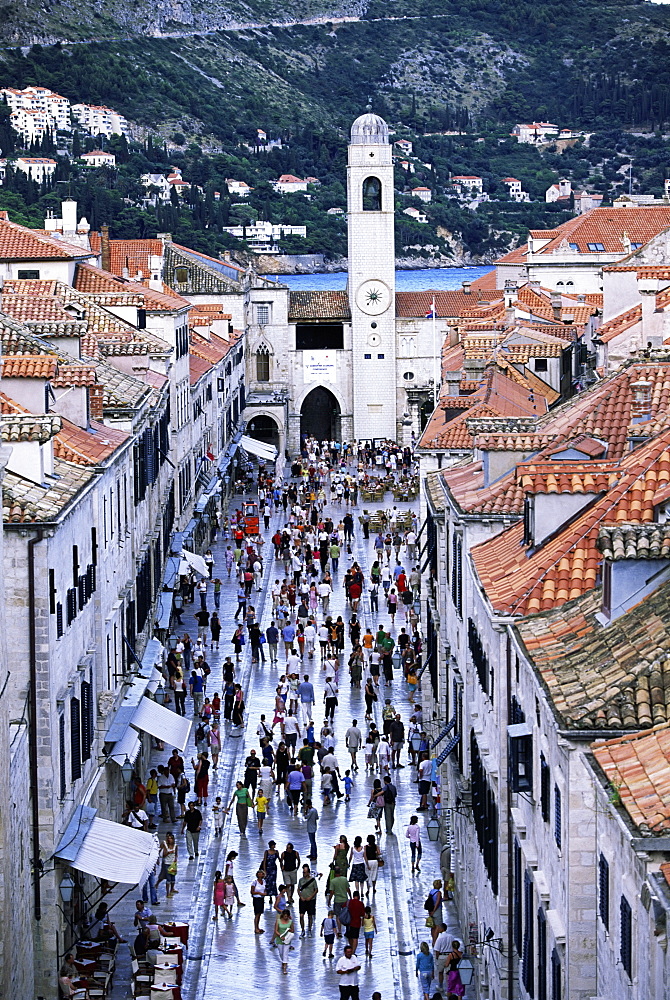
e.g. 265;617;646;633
153;966;178;985
131;957;153;989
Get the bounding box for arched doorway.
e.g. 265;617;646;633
300;386;341;443
247;414;280;452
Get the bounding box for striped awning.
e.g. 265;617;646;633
436;732;461;766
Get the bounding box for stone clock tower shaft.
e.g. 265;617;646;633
347;112;397;441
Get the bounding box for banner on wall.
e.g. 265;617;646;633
303;351;336;384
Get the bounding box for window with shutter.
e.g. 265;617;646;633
78;574;86;611
513;839;522;955
49;569;57;614
66;587;77;625
59;714;66;798
540;755;551;822
620;895;632;977
70;697;81;781
550;949;561;1000
554;786;562;849
72;544;79;587
537;908;547;1000
522;870;535;997
81;681;92;761
509;730;533;793
599;854;610;930
56;602;64;638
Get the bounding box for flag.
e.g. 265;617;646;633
205;448;216;462
425;306;436;318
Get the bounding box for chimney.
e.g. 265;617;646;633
445;370;462;396
61;199;77;234
504;280;517;308
638;277;663;347
550;291;562;321
148;253;163;292
157;232;172;245
88;385;104;421
630;379;652;423
462;281;471;295
100;224;111;272
122;265;130;279
530;280;542;293
463;357;487;381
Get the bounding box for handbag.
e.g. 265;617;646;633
377;856;385;868
425;915;435;928
282;930;294;946
259;635;266;644
367;803;382;819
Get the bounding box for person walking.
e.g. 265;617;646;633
224;850;246;909
304;798;319;858
297;863;319;937
363;834;380;895
273;908;294;975
406;815;422;873
210;612;221;649
160;832;178;899
363;907;377;957
348;837;367;897
181;800;203;859
367;780;384;835
225;781;254;836
433;923;451;991
157;766;176;823
262;840;280;904
324;675;338;721
416;941;435;1000
280;842;301;904
345;720;362;771
382;775;397;834
336;945;361;1000
251;870;267;934
426;880;444;944
298;674;315;725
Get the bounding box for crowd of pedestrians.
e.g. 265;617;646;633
121;436;466;1000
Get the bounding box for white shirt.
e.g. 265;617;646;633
321;751;339;772
283;716;301;736
304;625;316;643
127;809;148;828
318;582;332;598
419;758;432;782
434;930;450;956
336;955;360;986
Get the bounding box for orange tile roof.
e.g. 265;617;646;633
0;217;93;261
189;354;212;386
538;208;670;255
1;292;80;325
442;461;528;516
51;364;97;387
517;459;619;495
598;304;642;344
288;291;350;320
592;724;670;832
395;288;496;318
54;417;128;465
189;331;234;364
74;262;190;312
2;354;58;378
472;428;670;615
89;233;164;277
515;583;670;730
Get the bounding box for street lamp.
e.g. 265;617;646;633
457;956;474;987
167;635;178;651
410;731;423;754
59;871;75;904
120;756;134;784
426;815;441;841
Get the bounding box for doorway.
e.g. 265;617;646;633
247;414;280;452
300;386;341;443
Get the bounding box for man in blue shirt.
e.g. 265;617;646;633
282;622;296;661
298;674;315;725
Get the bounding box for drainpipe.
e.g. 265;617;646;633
506;632;514;998
28;529;44;920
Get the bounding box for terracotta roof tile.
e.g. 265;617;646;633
288;290;351;320
189;353;212;386
592;724;670;832
54;417;128;465
88;233;163;277
598;523;670;560
51;364;97;387
395;288;497;318
597;304;642;344
515;583;670;731
472;429;670;615
1;354;58;378
2;457;96;523
0;218;93;261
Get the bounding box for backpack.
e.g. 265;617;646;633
338;901;351;925
424;890;435;912
383;784;396;804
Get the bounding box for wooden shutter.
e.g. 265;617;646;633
599;854;609;930
81;681;92;762
70;697;81;781
59;713;66;798
620;895;632;977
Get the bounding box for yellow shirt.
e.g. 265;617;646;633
147;777;158;796
363;634;374;649
256;793;269;813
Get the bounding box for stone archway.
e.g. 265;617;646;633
247;413;281;452
300;386;341;443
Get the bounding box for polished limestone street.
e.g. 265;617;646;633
109;472;464;1000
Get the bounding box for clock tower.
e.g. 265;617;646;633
347;112;397;441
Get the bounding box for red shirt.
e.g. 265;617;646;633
348;897;366;929
349;582;362;600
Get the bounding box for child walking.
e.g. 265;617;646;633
343;769;354;802
212;796;224;836
222;876;236;918
212;871;225;920
321;909;337;957
363;906;377;956
256;790;269;833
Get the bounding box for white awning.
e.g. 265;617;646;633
54;806;160;885
131;695;192;751
109;725;142;766
181;548;209;577
240;434;278;461
146;667;165;696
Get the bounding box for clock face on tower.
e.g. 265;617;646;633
356;279;391;316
